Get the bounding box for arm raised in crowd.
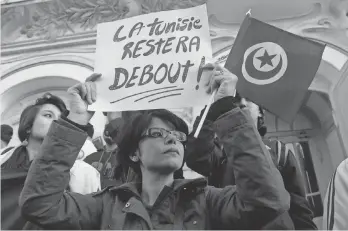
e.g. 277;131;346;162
186;117;224;179
19;119;103;229
200;65;290;229
19;74;103;229
205;101;290;229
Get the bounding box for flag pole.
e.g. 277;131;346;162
193;89;217;138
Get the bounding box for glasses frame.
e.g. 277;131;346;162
142;127;187;142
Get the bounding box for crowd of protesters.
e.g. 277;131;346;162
0;63;347;230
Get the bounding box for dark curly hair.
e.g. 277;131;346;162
117;109;188;179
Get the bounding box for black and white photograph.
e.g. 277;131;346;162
1;0;348;230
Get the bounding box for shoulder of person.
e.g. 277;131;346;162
89;186;113;197
336;158;348;178
0;146;19;166
83;150;103;162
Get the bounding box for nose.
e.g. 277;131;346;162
164;132;176;145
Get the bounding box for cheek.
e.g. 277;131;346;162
177;144;185;158
139;140;162;158
31;118;53;136
247;106;258;120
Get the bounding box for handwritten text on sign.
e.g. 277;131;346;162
91;4;212;111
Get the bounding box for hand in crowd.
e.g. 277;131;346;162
67;73;101;125
203;63;238;102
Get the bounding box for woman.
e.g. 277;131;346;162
19;67;290;229
1;93;100;230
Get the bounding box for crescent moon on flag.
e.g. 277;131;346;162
242;42;288;85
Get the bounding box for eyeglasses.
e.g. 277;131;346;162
142;127;187;142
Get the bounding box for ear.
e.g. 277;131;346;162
129;150;140;162
129;155;139;162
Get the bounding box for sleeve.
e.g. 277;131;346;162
185;120;224;177
186;96;239;178
19;118;103;230
322;158;348;230
205;107;290;229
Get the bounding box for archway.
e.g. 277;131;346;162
0;57;108;146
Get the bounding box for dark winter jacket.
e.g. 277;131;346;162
19;105;290;230
1;146;42;230
186;97;317;230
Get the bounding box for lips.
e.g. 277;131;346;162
163;148;179;155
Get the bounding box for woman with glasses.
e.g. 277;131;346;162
1;93;100;230
19;66;290;230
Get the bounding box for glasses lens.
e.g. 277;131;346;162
148;128;165;138
172;131;187;142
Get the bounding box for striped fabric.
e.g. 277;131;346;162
322;158;348;230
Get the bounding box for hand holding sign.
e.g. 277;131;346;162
67;73;101;125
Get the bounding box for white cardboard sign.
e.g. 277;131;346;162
90;4;212;111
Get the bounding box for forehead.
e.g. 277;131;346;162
148;117;175;130
39;104;61;115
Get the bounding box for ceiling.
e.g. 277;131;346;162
206;0;320;23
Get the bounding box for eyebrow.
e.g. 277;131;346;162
41;110;59;115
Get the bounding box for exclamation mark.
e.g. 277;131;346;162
196;56;205;90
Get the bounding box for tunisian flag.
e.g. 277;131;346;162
224;15;325;123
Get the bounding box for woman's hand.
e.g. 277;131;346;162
67;73;101;125
203;63;238;102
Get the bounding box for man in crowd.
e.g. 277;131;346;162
322;157;348;230
186;94;317;230
84;116;129;188
78;126;97;160
1;124;13;151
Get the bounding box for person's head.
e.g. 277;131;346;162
1;124;13;148
18;93;67;143
118;109;188;179
239;98;261;127
235;93;267;137
103;117;125;149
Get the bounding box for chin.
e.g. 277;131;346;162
156;163;182;174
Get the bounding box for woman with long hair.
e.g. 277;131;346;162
19;67;290;229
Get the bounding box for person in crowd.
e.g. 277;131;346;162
1;93;100;230
71;126;100;195
322;157;348;230
77;126;98;161
84;117;130;188
1;124;13;151
186;94;317;230
19;67;290;230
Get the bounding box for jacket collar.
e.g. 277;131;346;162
108;178;207;229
